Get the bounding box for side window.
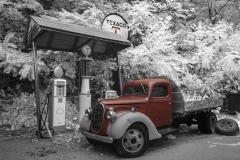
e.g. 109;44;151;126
152;85;168;97
134;85;148;95
123;86;133;95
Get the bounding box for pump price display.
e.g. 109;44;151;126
58;98;63;103
82;45;91;57
57;86;64;96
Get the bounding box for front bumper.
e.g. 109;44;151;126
80;130;113;143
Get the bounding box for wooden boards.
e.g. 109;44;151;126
172;99;223;114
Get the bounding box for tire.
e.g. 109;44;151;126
198;113;206;133
204;112;217;134
86;137;105;145
113;123;149;158
215;118;239;136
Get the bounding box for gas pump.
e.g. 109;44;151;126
79;45;93;122
101;90;118;99
48;67;66;131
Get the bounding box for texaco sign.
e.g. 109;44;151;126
102;13;129;40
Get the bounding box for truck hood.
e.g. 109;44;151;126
100;96;149;105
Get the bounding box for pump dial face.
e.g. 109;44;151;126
82;45;91;57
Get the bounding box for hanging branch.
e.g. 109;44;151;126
207;0;232;24
215;0;231;16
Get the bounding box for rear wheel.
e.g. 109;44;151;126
215;118;239;136
204;112;217;134
198;113;206;133
113;123;149;158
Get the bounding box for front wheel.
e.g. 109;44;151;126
113;123;149;158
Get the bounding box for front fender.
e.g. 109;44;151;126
80;115;91;131
107;112;162;140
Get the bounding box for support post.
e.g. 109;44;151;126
110;43;122;94
112;43;122;95
32;41;41;138
116;52;122;92
78;52;82;102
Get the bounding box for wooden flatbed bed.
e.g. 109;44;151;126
172;99;223;114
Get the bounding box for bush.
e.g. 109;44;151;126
0;90;79;131
0;92;37;131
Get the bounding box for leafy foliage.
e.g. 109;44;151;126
42;5;104;28
51;0;75;11
119;1;240;99
42;51;77;92
0;91;79;131
90;58;118;99
0;0;43;40
0;32;22;77
0;92;37;131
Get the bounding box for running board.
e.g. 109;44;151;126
157;127;179;136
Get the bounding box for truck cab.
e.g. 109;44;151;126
120;78;172;127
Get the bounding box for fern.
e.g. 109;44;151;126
19;64;32;80
0;32;22;76
217;51;240;78
91;58;117;90
0;33;47;81
42;5;104;28
222;31;240;52
118;2;236;98
14;0;43;13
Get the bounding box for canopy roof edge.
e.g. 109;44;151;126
24;16;131;54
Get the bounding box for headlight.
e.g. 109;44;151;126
106;108;116;120
85;108;92;118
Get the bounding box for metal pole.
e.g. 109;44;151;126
78;52;82;113
32;41;41;138
79;59;82;94
116;52;122;92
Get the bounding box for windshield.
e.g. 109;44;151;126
123;85;149;96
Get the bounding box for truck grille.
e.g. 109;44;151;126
91;102;104;133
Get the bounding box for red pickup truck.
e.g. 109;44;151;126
80;77;223;158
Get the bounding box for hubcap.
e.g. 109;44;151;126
219;121;234;130
122;129;144;153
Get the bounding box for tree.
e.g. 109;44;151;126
207;0;232;24
118;1;240;99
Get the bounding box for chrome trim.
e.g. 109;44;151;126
80;130;113;143
85;108;92;118
106;109;116;121
91;102;105;133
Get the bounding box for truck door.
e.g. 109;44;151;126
145;83;172;127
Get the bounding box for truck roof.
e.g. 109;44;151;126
124;78;170;85
124;76;181;92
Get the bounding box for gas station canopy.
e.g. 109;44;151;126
24;16;131;54
24;15;131;138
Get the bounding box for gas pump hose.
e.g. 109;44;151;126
37;93;54;138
